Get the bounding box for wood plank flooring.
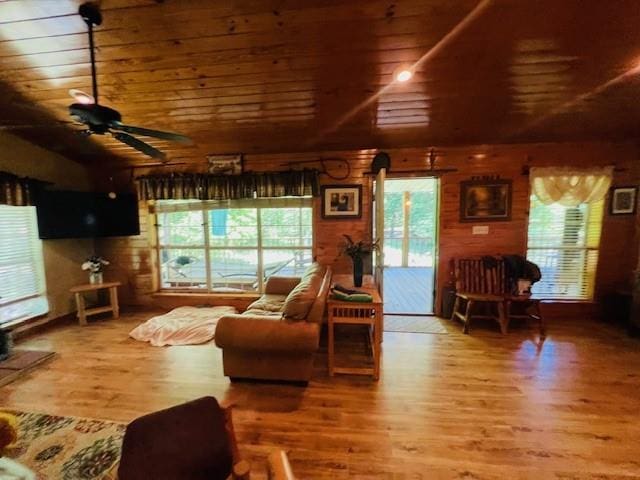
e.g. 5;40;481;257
2;310;640;479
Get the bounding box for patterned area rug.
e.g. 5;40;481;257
3;409;125;479
384;315;449;334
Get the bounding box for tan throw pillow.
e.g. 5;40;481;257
302;262;324;280
282;274;322;320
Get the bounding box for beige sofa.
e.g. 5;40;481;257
215;263;332;383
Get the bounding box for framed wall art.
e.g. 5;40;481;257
460;178;512;222
610;186;637;215
206;154;243;175
321;185;362;219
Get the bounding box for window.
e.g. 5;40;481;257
0;205;48;325
526;195;604;300
155;198;313;292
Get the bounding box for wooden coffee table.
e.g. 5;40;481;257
70;282;121;326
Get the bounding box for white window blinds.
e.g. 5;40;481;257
526;195;603;300
0;205;48;325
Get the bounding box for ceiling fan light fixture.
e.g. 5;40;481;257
69;89;94;104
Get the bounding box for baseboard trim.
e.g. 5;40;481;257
9;313;76;342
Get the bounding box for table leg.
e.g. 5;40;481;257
75;292;87;326
328;315;335;376
374;305;383;344
109;286;120;318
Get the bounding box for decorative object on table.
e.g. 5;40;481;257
609;186;637;215
207;153;243;175
81;255;109;284
321;184;362;219
459;178;512;222
341;234;378;287
2;409;125;479
0;331;11;361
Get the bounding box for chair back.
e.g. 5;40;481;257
454;256;509;295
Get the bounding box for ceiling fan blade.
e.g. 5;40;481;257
110;121;192;144
0;122;75;131
113;132;167;161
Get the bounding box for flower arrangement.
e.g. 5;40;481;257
341;234;378;259
81;255;109;274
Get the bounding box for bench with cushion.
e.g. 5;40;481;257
215;263;332;383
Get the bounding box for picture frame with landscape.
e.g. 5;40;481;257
459;179;512;222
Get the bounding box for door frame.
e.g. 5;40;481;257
373;173;440;316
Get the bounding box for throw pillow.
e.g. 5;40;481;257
282;274;322;320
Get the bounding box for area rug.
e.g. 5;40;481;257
0;350;55;387
384;315;448;334
2;409;126;479
129;305;237;346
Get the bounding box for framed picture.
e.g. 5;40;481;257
460;179;512;222
610;186;637;215
206;154;243;175
321;185;362;219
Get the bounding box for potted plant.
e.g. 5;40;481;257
341;235;378;287
82;255;110;284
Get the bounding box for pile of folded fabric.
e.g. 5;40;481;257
330;284;373;302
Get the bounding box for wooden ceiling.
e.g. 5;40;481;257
1;0;640;167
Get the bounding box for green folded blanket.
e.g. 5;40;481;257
331;289;373;303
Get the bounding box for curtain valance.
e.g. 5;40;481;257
0;171;46;206
137;169;320;201
530;166;614;206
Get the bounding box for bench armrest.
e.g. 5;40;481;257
215;314;319;352
264;276;301;295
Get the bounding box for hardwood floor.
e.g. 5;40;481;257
2;310;640;479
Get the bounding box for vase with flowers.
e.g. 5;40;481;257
341;234;379;287
82;255;109;284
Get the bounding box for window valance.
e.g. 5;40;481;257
529;166;614;206
137;169;320;201
0;171;46;206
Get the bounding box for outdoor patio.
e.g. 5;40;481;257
383;267;434;315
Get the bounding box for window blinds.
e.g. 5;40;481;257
526;196;603;300
0;205;48;324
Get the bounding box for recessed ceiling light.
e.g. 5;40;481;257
394;69;413;82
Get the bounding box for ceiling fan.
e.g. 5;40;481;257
68;2;192;161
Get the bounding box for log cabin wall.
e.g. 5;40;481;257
95;141;639;316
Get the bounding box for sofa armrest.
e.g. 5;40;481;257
264;276;301;295
215;314;318;352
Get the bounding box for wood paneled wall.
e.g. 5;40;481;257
97;141;639;315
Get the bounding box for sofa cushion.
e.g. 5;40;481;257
245;294;287;313
282;273;322;320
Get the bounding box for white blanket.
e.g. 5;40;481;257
129;306;237;346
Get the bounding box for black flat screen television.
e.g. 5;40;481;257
35;190;140;239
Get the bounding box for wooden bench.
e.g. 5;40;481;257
451;256;545;337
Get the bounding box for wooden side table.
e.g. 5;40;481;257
327;284;383;380
70;281;121;326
